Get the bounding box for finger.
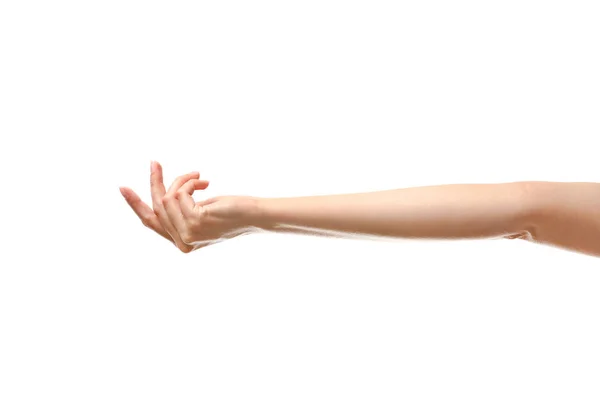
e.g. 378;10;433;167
176;179;210;218
163;173;200;234
149;163;196;250
150;160;168;210
196;197;220;207
167;170;200;194
119;186;174;242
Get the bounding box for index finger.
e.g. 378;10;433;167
119;186;174;242
176;179;210;217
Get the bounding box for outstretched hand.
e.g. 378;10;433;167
119;161;259;253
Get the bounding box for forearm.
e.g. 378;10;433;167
249;182;535;241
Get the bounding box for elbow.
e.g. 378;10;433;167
506;181;600;257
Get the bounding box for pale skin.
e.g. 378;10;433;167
118;161;600;258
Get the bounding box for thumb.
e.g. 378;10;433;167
196;196;221;207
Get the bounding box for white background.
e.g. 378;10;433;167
1;0;600;398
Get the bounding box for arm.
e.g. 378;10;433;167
121;162;600;257
250;181;536;241
250;181;600;257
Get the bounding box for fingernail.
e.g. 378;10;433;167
150;160;154;172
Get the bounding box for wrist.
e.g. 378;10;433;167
240;196;272;231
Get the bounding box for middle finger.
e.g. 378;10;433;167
150;161;197;249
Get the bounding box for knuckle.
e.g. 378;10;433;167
180;231;193;244
179;245;192;254
198;206;209;219
188;218;201;230
141;217;151;228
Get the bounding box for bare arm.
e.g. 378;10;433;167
121;162;600;257
249;181;600;257
250;182;536;242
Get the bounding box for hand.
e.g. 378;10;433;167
119;161;259;253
